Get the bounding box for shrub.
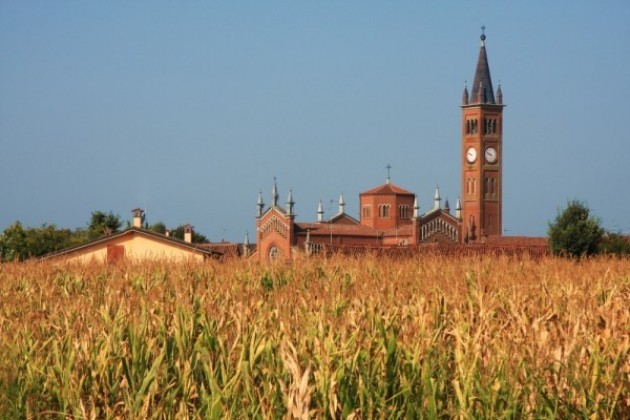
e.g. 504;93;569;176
548;200;603;257
598;232;630;256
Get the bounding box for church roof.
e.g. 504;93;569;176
360;182;414;196
470;29;496;105
296;222;380;238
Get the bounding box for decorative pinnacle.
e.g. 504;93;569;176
272;177;279;206
481;25;486;41
386;163;392;184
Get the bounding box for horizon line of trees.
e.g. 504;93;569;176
0;211;209;262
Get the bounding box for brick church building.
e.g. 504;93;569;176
254;30;506;261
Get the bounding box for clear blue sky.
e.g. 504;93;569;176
1;1;629;241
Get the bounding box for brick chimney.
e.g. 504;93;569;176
132;208;144;228
183;224;193;243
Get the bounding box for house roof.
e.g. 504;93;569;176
43;227;222;259
198;242;241;258
360;182;414;196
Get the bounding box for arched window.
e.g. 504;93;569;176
399;205;409;219
269;246;280;260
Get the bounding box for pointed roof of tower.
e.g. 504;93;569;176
462;81;469;105
413;196;419;218
286;188;295;215
271;177;279;207
433;185;441;210
470;27;496;105
316;200;324;223
338;193;345;214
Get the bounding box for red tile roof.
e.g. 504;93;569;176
198;242;241;258
360;183;414;196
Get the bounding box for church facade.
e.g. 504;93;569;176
255;30;505;261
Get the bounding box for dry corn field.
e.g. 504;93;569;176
0;255;628;418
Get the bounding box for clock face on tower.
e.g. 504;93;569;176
466;147;477;164
485;146;497;164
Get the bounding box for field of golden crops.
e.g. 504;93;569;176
0;254;628;418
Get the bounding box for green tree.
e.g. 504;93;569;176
87;211;122;240
148;221;167;234
23;224;76;257
0;222;84;261
0;221;28;261
548;200;603;257
598;232;630;256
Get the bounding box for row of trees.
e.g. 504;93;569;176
0;211;208;261
548;200;630;257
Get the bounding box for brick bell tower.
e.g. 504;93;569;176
461;27;505;241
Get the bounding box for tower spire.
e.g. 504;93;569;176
338;193;345;214
462;81;469;105
271;177;279;207
470;26;495;105
433;185;441;210
413;196;420;219
496;81;503;105
317;200;324;223
286;189;295;215
256;191;265;218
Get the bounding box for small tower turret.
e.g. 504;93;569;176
286;189;295;215
462;81;469;105
496;82;503;105
444;198;450;214
433;185;441;210
338;193;345;214
317;200;324;223
271;177;279;207
413;196;420;219
455;197;462;220
256;191;264;218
